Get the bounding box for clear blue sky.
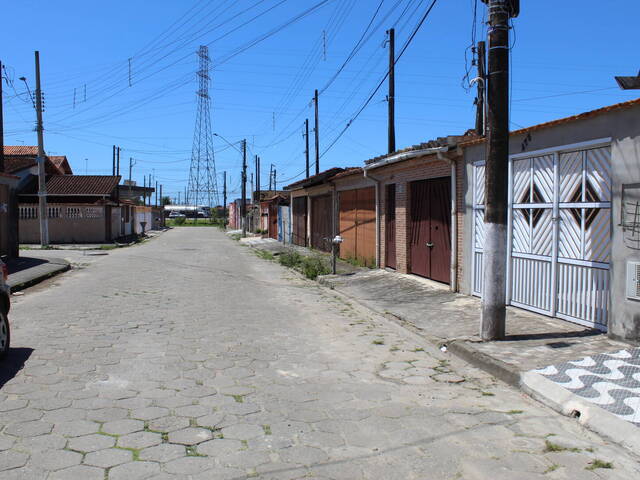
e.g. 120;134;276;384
3;0;639;203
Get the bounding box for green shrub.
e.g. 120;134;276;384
279;250;303;268
300;256;331;280
174;216;186;225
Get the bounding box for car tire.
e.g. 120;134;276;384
0;309;9;360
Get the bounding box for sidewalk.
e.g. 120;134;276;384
316;269;640;452
6;256;70;291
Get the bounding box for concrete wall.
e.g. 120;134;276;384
0;176;19;259
19;204;108;244
462;103;640;341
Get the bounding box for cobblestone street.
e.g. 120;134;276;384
1;228;638;479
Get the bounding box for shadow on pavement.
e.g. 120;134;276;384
7;257;49;275
0;348;34;389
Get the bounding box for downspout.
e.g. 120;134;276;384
438;151;458;292
362;169;382;268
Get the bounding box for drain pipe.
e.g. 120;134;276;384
362;169;382;268
438;151;458;292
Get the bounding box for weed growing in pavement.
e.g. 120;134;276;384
255;249;275;261
543;464;559;473
372;339;385;345
231;395;244;403
278;249;331;280
586;459;613;470
100;244;118;250
230;233;242;241
544;440;581;453
262;425;272;435
507;410;524;415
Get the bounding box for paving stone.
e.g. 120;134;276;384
0;435;16;451
130;406;169;420
101;419;145;435
83;448;132;468
173;404;210;418
67;433;116;452
0;450;28;471
87;407;129;423
48;464;104;480
4;420;53;437
197;438;243;456
164;456;215;475
221;423;264;440
117;431;163;450
15;433;67;451
138;443;185;462
53;420;100;437
108;461;161;480
31;449;82;471
168;427;213;445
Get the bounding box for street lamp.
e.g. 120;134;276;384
615;71;640;90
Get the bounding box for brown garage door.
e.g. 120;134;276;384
310;194;332;252
339;187;376;266
292;196;307;247
409;177;451;283
0;185;9;257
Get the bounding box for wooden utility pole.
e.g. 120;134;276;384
0;61;4;173
223;171;227;228
241;139;247;237
314;89;319;174
475;40;486;136
34;51;49;246
480;0;518;341
387;28;396;154
304;118;309;178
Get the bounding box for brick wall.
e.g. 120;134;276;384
373;153;465;290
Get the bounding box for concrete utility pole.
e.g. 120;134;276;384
480;0;518;341
112;145;116;176
304;118;309;178
0;60;4;173
255;155;260;204
314;89;319;175
387;28;396;154
475;41;486;136
269;164;273;191
273;167;277;191
241;139;247;238
155;181;158;207
34;51;49;246
223;171;227;228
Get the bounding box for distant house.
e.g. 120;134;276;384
18;175;136;244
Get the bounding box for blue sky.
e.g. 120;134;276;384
3;0;639;203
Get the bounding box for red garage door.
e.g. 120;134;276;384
311;195;332;252
409;177;451;283
292;197;307;247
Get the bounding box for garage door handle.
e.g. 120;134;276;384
426;242;434;248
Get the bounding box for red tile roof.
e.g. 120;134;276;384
284;167;345;190
3;146;38;156
4;155;37;174
459;97;640;147
49;156;73;175
330;167;363;180
44;175;121;196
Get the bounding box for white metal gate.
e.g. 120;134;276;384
472;139;611;330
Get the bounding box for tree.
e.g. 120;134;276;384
161;196;172;206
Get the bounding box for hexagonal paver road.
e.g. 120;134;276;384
1;228;638;479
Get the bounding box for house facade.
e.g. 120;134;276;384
460;98;640;341
0;172;19;259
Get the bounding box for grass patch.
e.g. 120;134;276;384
372;339;385;345
412;347;425;352
100;244;119;250
255;249;275;261
543;464;559;474
262;425;272;435
481;391;495;397
544;440;580;453
278;249;331;280
230;233;242;241
231;395;244;403
586;459;613;470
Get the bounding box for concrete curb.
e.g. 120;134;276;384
446;340;521;387
8;260;71;292
521;371;640;454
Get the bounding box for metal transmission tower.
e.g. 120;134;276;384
187;46;219;209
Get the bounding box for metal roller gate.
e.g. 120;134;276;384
472;140;612;330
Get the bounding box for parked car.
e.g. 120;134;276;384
0;258;10;359
169;211;186;219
